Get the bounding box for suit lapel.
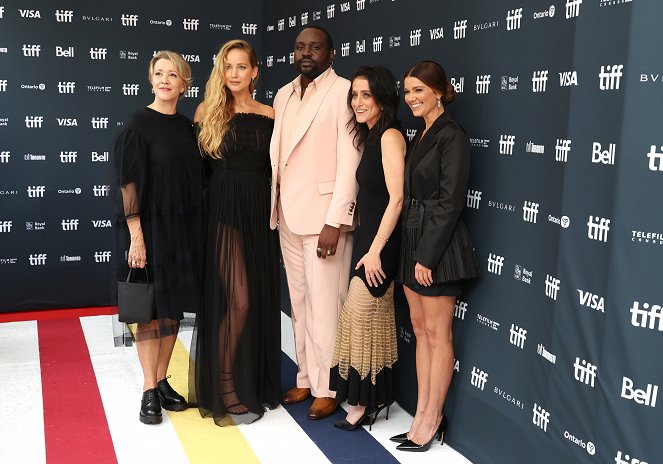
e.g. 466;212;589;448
270;83;293;167
406;112;450;195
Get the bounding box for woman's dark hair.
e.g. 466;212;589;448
403;60;456;105
347;65;401;149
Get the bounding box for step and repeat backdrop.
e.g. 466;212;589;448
259;1;660;463
0;0;262;310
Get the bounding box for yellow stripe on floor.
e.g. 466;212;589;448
166;336;259;464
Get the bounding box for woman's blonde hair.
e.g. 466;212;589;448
148;51;192;98
198;40;258;158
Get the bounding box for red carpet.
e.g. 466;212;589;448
0;306;117;323
38;318;118;464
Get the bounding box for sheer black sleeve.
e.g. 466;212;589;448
111;126;149;221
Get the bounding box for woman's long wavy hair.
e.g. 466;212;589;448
198;40;258;158
346;66;401;149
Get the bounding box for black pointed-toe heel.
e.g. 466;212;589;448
157;376;188;412
139;388;163;425
333;406;376;431
396;415;448;452
389;432;409;443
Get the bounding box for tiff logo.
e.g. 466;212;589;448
289;52;294;65
566;0;582;18
406;129;417;142
410;29;421;47
599;64;623;90
356;0;366;10
122;84;139;96
454;300;468;320
509;324;527;349
186;86;199;98
183;18;199;30
522;201;539;223
61;219;79;231
327;4;335;18
0;6;3;18
0;151;10;163
59;151;77;163
630;301;663;332
242;23;257;35
27;186;46;197
467;190;482;209
592;142;615;165
0;221;12;232
499;135;515;154
23;44;41;57
615;451;648;464
93;185;110;197
506;8;523;30
555;139;571;162
25;116;44;128
266;56;273;67
454;20;468;39
532;70;549;92
476;75;491;94
91;117;109;129
0;80;6;92
471;367;488;391
487;253;504;275
94;251;112;263
89;48;107;60
532;403;550;432
545;274;561;300
55;10;73;22
574;357;597;387
341;43;350;57
58;81;75;93
301;13;309;25
373;36;382;53
29;253;47;265
277;19;284;31
356;40;365;54
621;376;658;408
121;14;138;27
587;216;610;242
646;145;663;171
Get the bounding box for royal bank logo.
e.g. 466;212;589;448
587;215;610;242
121;14;138;27
327;4;335;18
57;81;75;94
25;116;44;128
92;219;111;228
183;18;199;30
0;117;8;127
91;151;109;162
57;117;79;126
501;75;518;91
94;251;112;263
89;47;107;60
356;39;365;54
621;376;658;408
534;5;556;19
56;46;74;58
454;20;468;39
526;141;544;154
59;151;77;163
91;117;109;129
523;201;539;223
565;0;582;18
532;403;550;432
55;10;74;22
122;84;139;96
475;75;491;94
0;151;9;163
545;274;560;300
537;344;557;364
630;301;662;332
19;9;41;19
615;450;647;464
93;185;110;197
409;29;421;47
471;367;488;391
265;90;274;99
514;264;532;284
555;139;571;162
577;289;605;312
182;54;200;62
646;145;663;171
389;36;401;48
340;2;351;13
487;253;504;275
477;313;500;331
509;324;527;349
29;253;47;265
506;8;523;30
592;142;615;165
242;23;257;34
467;190;482;209
301;12;309;25
450;77;464;93
499;135;515;155
356;0;366;10
573;357;597;387
559;70;578;86
61;219;79;231
454;300;468;320
532;70;549;92
0;221;12;233
564;431;596;456
373;36;383;52
22;44;41;57
599;64;623;90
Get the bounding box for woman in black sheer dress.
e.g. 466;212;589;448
189;39;281;426
112;51;204;424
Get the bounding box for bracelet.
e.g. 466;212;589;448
376;233;388;242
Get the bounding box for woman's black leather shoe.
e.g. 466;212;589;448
389;432;408;443
396;415;448;452
139;388;163;424
157;377;188;411
333;406;376;431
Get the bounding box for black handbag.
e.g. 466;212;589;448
117;268;154;324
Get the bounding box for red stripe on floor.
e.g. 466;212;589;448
0;306;117;323
38;318;118;464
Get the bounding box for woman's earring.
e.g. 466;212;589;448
437;97;442;108
251;78;255;85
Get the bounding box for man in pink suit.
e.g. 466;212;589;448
270;26;360;420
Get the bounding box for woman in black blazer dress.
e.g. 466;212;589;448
392;61;479;452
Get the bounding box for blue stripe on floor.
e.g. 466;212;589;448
280;352;399;464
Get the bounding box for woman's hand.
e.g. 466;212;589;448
414;262;433;287
128;233;147;268
356;251;385;287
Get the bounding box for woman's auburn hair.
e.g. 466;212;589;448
198;40;258;159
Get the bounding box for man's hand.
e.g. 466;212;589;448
316;224;340;259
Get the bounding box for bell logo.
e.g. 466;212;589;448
183;18;199;30
91;151;109;162
499;134;515;154
242;23;257;35
22;44;41;57
470;367;488;391
592;142;616;165
0;221;12;233
122;83;139;96
573;357;597;387
532;403;550;431
646;145;663;171
475;75;491;94
57;118;78;126
29;253;47;266
27;186;46;197
454;300;468;320
467;190;482;209
0;151;10;163
25;116;44;128
587;215;610;242
356;39;365;54
409;29;421;47
121;14;138;27
454;20;468;39
59;151;77;163
487;253;504;275
565;0;582;18
61;219;79;231
506;8;523;30
599;64;623;90
341;43;350;57
55;10;74;22
19;9;41;19
57;81;75;93
450;77;464;93
55;46;74;58
532;70;549;92
621;376;658;408
186;86;199;98
93;185;110;197
555;139;571;162
94;251;112;263
630;301;663;332
91;117;109;129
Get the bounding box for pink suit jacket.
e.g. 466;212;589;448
269;68;361;235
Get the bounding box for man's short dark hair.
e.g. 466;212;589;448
298;26;334;51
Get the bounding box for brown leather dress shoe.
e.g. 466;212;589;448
282;387;311;405
307;397;337;420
